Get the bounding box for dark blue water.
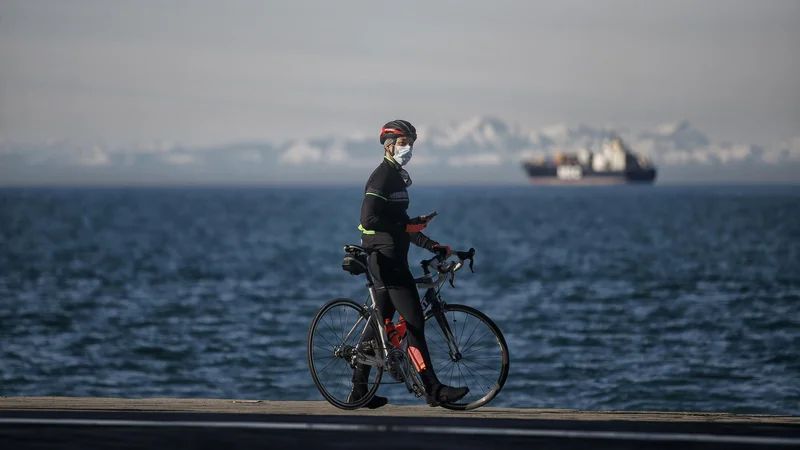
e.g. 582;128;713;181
1;185;798;414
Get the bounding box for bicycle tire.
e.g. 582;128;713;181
307;298;383;410
424;303;510;411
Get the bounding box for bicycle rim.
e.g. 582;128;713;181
307;298;383;410
424;303;510;410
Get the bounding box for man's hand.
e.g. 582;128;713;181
407;214;433;232
421;211;438;223
433;244;452;259
410;211;437;226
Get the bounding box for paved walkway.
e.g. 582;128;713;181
1;396;797;424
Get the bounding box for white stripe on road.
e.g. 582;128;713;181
0;418;798;446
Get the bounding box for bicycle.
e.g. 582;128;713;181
307;244;510;411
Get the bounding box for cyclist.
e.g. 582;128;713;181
348;119;470;408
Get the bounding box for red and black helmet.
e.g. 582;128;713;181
379;119;417;145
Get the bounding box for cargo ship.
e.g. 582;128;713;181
521;136;657;185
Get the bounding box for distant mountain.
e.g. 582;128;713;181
1;117;798;185
638;120;711;151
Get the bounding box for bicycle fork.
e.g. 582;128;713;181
430;297;464;363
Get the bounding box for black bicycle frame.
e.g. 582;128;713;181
345;253;464;369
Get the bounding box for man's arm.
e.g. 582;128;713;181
409;230;438;252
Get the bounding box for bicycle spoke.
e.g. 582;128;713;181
462;341;499;355
461;356;502;374
340;307;353;347
317;355;339;374
335;358;349;394
427;334;451;355
433;358;453;369
322;316;340;344
431;320;447;344
316;332;337;353
456;362;467;391
460;317;484;350
460;362;490;395
429;347;451;358
461;329;494;354
456;311;469;348
313;342;335;354
461;360;499;386
337;307;344;345
444;358;458;381
340;306;351;346
436;358;453;372
434;359;455;381
320;357;342;388
447;311;461;347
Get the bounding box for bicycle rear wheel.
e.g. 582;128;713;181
307;298;383;410
424;303;509;410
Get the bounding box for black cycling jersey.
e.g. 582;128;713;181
359;156;438;254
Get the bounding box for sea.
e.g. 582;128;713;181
1;185;798;415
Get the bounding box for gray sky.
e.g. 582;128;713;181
1;0;798;147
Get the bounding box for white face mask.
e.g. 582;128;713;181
393;145;413;166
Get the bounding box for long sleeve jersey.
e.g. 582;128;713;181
359;157;438;253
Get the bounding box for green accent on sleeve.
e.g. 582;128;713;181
365;192;387;201
358;224;376;235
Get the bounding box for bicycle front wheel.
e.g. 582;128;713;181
424;303;509;410
307;298;383;410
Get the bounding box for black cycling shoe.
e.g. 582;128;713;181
347;365;388;409
346;385;388;409
426;384;470;406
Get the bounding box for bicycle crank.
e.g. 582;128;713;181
387;349;422;395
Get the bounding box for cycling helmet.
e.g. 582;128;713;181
379;120;417;145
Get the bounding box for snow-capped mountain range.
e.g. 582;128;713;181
1;117;798;185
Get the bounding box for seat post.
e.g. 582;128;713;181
365;253;378;307
364;253;375;288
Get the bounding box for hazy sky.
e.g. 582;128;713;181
1;0;798;146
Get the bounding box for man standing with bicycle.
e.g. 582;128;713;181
350;119;470;408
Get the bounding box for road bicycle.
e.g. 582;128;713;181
307;244;509;410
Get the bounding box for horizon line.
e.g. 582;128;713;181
1;180;799;189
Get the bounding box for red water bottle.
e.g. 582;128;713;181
395;316;407;346
385;318;401;348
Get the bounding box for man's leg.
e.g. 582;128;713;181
347;253;396;408
386;278;470;405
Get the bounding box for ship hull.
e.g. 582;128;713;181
523;164;657;186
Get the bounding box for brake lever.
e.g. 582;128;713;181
439;261;456;273
449;271;456;288
457;248;475;273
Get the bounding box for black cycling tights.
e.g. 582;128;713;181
359;246;437;382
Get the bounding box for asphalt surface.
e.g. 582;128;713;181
1;398;798;449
